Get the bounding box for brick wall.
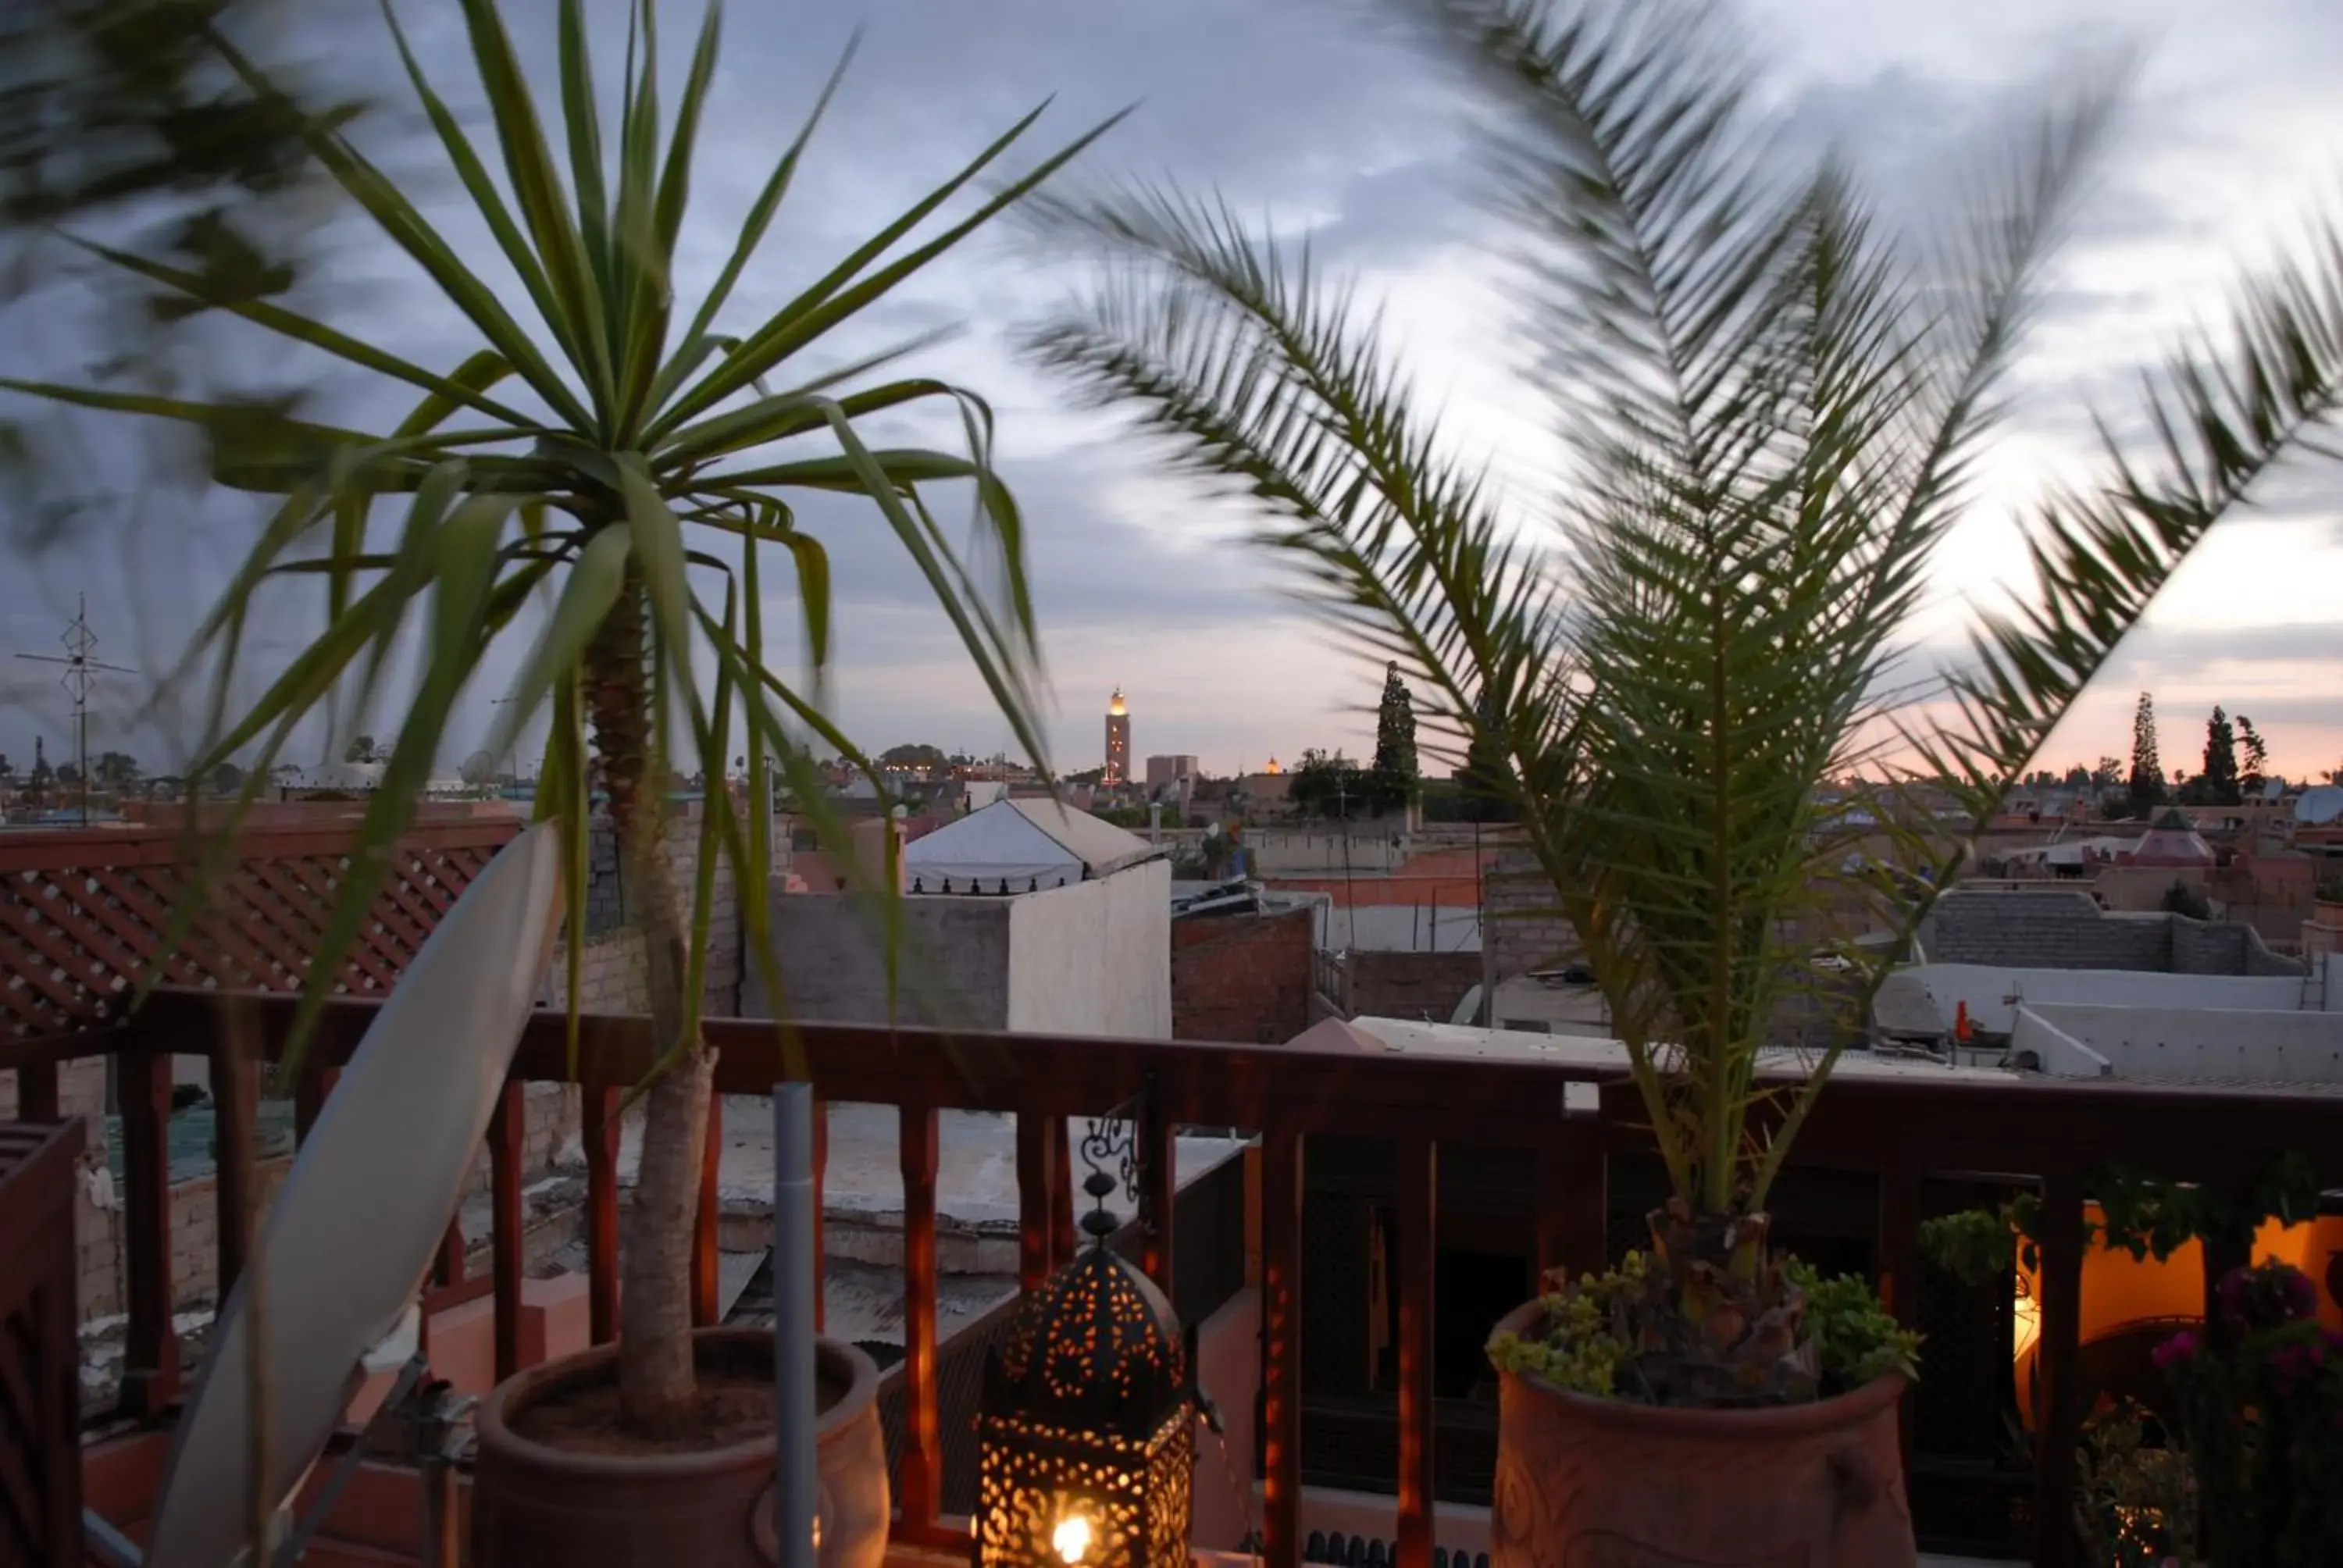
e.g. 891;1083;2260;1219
1172;907;1314;1044
1338;950;1482;1023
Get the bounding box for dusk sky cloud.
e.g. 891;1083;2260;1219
2;0;2338;783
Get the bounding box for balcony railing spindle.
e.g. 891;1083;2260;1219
2031;1169;2085;1568
209;1042;259;1298
1017;1109;1056;1295
692;1092;722;1327
584;1086;621;1345
1261;1123;1305;1568
1395;1131;1438;1568
487;1082;526;1382
898;1101;944;1541
116;1043;180;1417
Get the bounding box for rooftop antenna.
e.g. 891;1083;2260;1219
15;593;135;826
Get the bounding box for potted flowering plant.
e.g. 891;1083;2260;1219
2156;1262;2343;1566
1018;0;2343;1559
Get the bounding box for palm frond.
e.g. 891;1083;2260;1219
1025;0;2341;1221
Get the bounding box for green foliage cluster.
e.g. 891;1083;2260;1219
1486;1250;1646;1397
1784;1259;1921;1389
1487;1249;1917;1402
1918;1153;2320;1285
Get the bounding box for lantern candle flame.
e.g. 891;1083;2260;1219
1053;1515;1093;1566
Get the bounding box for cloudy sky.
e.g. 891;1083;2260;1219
2;0;2338;784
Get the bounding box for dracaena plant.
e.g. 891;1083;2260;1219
1019;0;2343;1402
1;0;1115;1435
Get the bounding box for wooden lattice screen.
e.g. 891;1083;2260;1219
0;814;521;1042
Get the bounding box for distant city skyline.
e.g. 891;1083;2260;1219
2;0;2338;786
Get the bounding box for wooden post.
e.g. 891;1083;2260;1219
1261;1124;1305;1568
1395;1131;1438;1568
898;1103;943;1538
487;1083;526;1383
116;1045;180;1417
583;1087;621;1345
2032;1169;2085;1568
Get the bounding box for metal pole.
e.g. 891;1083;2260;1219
773;1084;820;1568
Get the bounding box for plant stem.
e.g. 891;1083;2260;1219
586;571;711;1437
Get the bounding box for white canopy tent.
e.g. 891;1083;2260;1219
903;798;1156;890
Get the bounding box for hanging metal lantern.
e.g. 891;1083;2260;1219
976;1104;1194;1568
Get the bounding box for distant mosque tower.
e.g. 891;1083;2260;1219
1104;686;1131;786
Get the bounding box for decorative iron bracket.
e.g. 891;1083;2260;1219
1076;1071;1161;1245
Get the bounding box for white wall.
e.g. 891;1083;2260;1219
1315;903;1482;953
2024;1002;2343;1082
1912;963;2302;1033
1007;857;1172;1036
2010;1006;2112;1078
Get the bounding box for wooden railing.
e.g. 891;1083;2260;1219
10;989;2343;1568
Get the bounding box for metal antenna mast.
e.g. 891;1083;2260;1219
15;594;136;826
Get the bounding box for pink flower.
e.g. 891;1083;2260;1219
2152;1330;2199;1370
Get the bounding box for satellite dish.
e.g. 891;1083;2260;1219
459;749;497;786
2295;785;2343;826
144;821;566;1568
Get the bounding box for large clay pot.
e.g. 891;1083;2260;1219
1486;1302;1913;1568
473;1327;888;1568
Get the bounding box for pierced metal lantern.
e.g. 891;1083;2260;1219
976;1113;1193;1568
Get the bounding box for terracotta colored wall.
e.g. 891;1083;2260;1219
1172;907;1315;1044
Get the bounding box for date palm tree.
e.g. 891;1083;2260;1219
2;0;1115;1434
1020;0;2343;1389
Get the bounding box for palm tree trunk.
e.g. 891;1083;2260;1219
585;579;713;1438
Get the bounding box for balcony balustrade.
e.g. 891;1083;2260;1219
5;987;2342;1567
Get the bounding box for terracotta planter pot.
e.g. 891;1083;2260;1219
1486;1302;1913;1568
472;1327;888;1568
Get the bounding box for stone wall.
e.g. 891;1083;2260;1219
1478;843;1579;988
1920;889;2300;976
1171;907;1315;1044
